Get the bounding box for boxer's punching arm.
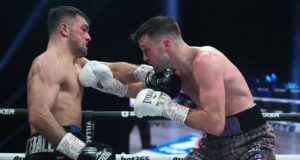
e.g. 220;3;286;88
103;62;141;83
103;62;151;97
27;59;66;146
76;58;138;83
185;53;226;136
78;60;147;98
125;82;146;98
76;58;152;83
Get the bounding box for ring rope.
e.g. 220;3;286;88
1;153;300;160
1;108;300;159
254;96;300;104
1;108;300;122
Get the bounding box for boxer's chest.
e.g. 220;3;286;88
61;66;84;99
180;76;200;106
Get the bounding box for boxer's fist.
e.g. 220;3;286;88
145;69;181;98
134;64;153;82
79;61;127;97
77;143;114;160
57;133;114;160
134;88;171;118
79;61;113;88
134;89;189;124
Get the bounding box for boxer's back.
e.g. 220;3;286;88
221;53;254;116
180;47;254;116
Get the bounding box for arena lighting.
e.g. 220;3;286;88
163;0;180;141
0;83;27;149
164;0;179;22
0;122;28;150
265;73;277;83
290;0;300;153
0;0;48;73
0;0;48;149
292;0;300;89
4;82;26;108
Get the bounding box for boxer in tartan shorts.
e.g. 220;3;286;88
185;104;276;160
78;16;277;160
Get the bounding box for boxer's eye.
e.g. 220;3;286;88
144;49;149;54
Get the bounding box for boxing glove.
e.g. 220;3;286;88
79;60;128;97
133;64;153;82
145;69;181;98
57;133;114;160
134;88;189;124
77;143;113;160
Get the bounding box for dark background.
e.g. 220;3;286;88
0;0;294;153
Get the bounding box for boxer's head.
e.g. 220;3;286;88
47;6;91;57
131;16;182;45
131;16;183;72
47;6;90;36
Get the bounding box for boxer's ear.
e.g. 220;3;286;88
162;38;172;51
59;23;69;37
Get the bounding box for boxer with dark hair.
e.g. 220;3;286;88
26;6;113;160
79;16;275;160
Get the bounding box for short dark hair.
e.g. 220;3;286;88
47;6;90;35
130;16;182;42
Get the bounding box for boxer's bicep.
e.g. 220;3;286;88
193;54;226;129
28;65;61;112
37;76;60;111
28;63;66;145
196;63;225;111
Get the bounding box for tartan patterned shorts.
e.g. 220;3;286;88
184;124;276;160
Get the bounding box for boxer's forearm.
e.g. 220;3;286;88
103;62;138;83
29;108;66;146
185;109;225;136
125;82;146;98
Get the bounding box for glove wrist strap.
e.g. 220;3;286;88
163;101;190;125
110;79;128;97
57;133;86;160
96;79;128;97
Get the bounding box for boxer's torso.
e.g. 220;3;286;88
178;47;254;116
28;52;84;134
